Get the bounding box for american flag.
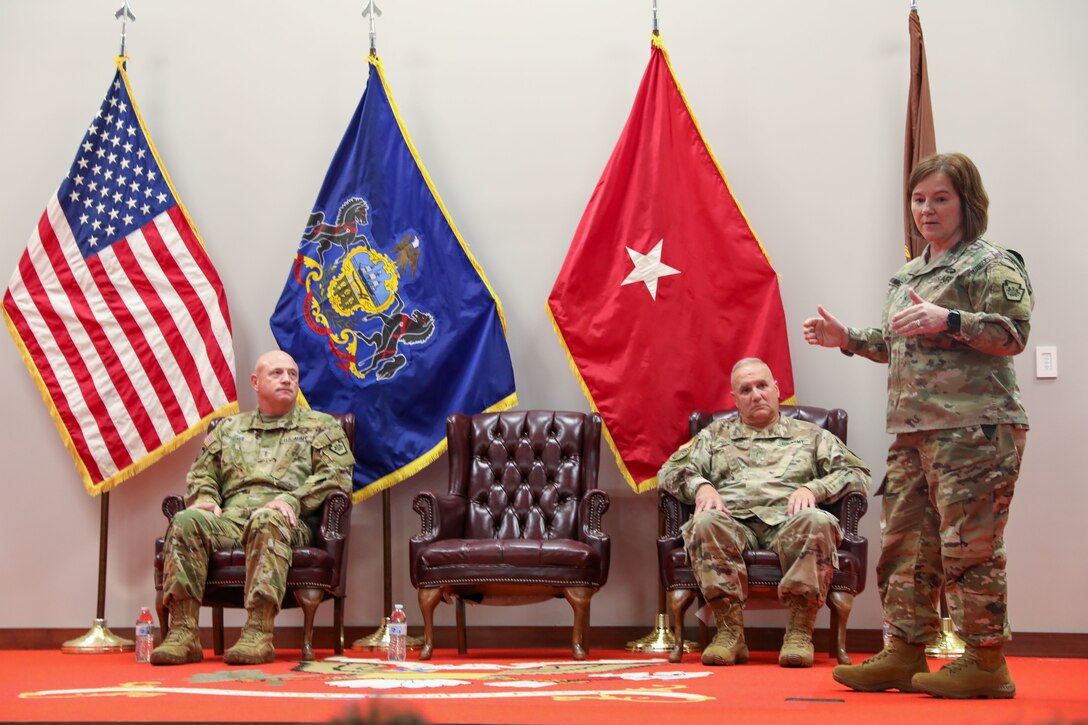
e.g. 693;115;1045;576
2;60;238;495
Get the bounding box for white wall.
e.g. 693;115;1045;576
1;0;1085;636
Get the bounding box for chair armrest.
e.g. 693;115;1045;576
317;490;352;542
822;490;868;538
580;489;611;585
658;490;693;539
411;492;467;541
410;492;468;589
825;490;868;594
580;489;610;537
162;495;184;521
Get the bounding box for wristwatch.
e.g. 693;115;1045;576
946;309;962;334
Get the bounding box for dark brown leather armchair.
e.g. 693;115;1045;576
657;405;868;664
410;410;610;661
153;413;355;662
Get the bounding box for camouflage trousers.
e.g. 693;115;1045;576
161;506;312;611
683;508;842;606
879;424;1026;648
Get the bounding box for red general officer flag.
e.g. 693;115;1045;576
547;36;794;493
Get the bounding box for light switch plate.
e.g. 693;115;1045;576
1036;346;1057;379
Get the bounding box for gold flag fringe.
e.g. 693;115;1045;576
651;35;782;278
545;35;801;492
351;391;519;503
3;306;240;497
546;305;651;494
368;54;512;336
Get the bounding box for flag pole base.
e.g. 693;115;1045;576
624;613;698;654
351;617;422;652
925;617;967;659
61;617;134;654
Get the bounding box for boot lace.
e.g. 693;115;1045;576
160;627;193;646
235;627;266;645
783;630;812;646
860;646;898;667
939;650;980;674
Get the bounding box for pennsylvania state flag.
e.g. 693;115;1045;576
271;56;517;501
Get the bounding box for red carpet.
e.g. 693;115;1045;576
2;648;1087;724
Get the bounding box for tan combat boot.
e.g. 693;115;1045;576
779;598;819;668
150;598;203;665
911;644;1016;699
701;599;749;666
223;599;277;665
832;637;929;692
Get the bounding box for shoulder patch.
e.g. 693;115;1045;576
329;439;349;457
1002;279;1025;302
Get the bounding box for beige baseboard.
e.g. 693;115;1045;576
2;626;1085;658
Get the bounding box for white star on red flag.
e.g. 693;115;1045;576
621;239;680;300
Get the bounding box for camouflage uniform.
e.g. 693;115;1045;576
843;237;1032;647
160;407;354;611
658;416;871;607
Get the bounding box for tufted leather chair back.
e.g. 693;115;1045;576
411;409;609;660
454;410;599;541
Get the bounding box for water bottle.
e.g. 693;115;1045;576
387;604;407;662
135;607;156;662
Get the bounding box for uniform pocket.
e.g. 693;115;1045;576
932;425;1022;561
931;425;1000;507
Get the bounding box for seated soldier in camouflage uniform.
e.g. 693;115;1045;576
151;350;355;666
658;358;871;668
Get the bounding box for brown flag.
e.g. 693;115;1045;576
904;7;937;260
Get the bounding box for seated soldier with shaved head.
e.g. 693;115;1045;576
152;350;354;666
658;358;870;668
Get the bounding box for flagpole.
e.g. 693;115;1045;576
351;488;421;652
61;493;134;653
62;2;140;655
114;0;135;57
623;0;695;656
346;0;421;654
363;0;382;58
902;0;962;656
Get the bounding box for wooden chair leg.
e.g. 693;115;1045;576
455;596;468;655
294;589;323;662
212;606;225;655
827;590;855;665
563;586;594;661
666;588;697;663
418;587;443;661
334;596;345;655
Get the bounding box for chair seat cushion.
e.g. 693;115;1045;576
153;544;336;589
664;547;862;594
415;539;603;586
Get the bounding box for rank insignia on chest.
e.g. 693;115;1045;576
1002;280;1025;302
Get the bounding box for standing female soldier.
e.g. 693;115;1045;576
803;152;1031;699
